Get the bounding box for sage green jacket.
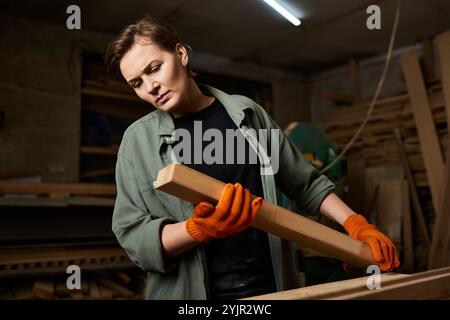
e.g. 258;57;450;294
112;85;335;299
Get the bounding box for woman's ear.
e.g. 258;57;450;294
176;43;189;67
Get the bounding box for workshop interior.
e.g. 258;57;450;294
1;0;450;300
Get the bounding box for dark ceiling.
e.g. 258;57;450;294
2;0;450;73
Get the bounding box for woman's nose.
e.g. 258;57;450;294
143;77;159;94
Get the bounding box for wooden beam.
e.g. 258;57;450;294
245;267;450;300
155;164;377;268
377;180;404;246
32;280;54;300
245;273;409;300
401;49;444;212
80;146;118;156
0;182;116;197
437;30;450;130
393;128;430;246
429;144;450;269
401;179;414;273
97;278;134;298
88;280;101;300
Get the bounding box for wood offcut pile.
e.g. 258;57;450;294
318;31;450;274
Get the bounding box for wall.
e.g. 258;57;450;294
0;13;111;182
0;14;310;182
192;52;310;128
309;44;435;125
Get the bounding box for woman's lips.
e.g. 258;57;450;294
157;91;170;105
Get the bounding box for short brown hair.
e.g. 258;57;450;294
105;16;195;78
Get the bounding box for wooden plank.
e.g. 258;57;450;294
401;179;414;273
88;280;101;300
155;163;377;268
336;267;450;299
393;128;430;246
364;164;404;216
246;267;450;300
70;292;86;300
98;284;114;300
401;49;444;212
115;272;131;286
80;146;118;156
55;279;88;296
32;280;54;299
245;273;409;300
0;182;116;197
429;144;450;269
97;278;134;298
377;180;404;246
0;196;115;207
437;30;450;133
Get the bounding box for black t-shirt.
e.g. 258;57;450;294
171;98;276;300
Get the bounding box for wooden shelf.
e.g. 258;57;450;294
0;182;116;198
81;146;118;156
0;196;115;207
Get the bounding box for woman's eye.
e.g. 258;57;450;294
151;65;161;72
133;81;142;89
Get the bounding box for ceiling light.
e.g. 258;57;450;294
262;0;301;26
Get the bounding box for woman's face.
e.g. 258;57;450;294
120;39;189;115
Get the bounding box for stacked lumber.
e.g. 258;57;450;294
320;87;447;188
0;271;145;300
319;34;450;272
428;30;450;269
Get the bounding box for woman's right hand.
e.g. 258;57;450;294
186;183;263;243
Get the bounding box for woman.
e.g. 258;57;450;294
105;16;399;300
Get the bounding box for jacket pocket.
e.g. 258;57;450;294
137;178;185;221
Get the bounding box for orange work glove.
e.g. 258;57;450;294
186;183;263;243
344;214;400;272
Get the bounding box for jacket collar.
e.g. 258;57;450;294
157;84;255;137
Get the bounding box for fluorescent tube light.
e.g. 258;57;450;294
262;0;301;26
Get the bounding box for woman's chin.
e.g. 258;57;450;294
158;101;178;114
